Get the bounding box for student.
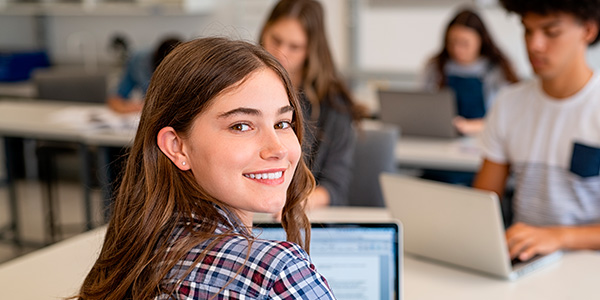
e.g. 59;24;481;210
107;36;182;113
260;0;365;209
77;38;335;299
474;0;600;262
423;8;518;135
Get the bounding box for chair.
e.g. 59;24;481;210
31;68;108;243
347;124;399;207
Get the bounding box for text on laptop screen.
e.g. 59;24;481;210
253;223;400;300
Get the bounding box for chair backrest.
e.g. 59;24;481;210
347;124;399;207
33;69;108;103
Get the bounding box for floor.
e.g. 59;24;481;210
0;173;106;264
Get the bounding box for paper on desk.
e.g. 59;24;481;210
48;106;140;133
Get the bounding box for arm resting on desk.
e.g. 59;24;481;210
107;96;144;114
472;158;510;198
306;186;330;209
507;222;600;261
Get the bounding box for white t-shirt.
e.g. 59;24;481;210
480;73;600;226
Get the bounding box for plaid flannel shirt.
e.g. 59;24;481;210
156;208;336;299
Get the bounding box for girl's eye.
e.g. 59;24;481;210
231;123;251;132
275;121;292;130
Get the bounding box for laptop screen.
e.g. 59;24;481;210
253;223;401;300
377;89;458;139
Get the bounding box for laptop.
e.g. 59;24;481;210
378;89;458;139
379;173;562;280
253;222;403;300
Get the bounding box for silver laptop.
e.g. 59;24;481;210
379;173;562;280
253;222;403;300
378;89;458;139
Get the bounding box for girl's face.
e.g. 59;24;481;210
262;18;309;78
447;24;482;65
182;69;301;226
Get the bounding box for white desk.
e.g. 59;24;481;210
396;136;482;172
0;99;135;244
0;100;91;141
0;99;135;147
0;82;37;98
1;207;598;300
404;251;600;299
361;120;482;172
0;226;105;300
0;99;482;175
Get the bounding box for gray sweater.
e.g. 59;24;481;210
301;93;356;206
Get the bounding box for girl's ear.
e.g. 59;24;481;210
157;126;191;171
583;20;599;44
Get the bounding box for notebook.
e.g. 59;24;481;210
378;89;458;139
253;222;403;300
379;173;562;280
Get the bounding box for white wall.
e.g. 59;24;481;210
356;1;531;78
46;14;213;65
0;0;346;68
3;0;600;79
356;0;600;79
0;15;38;49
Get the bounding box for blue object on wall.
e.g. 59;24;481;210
0;50;51;82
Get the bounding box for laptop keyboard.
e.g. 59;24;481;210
511;254;541;267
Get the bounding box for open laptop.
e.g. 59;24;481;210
379;173;562;280
378;89;458;139
253;222;403;300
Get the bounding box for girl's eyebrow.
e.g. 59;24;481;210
279;105;294;115
218;105;294;118
217;107;260;119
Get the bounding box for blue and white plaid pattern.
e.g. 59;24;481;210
156;209;336;299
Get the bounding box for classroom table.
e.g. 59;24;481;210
0;99;479;244
0;207;598;300
0;99;135;245
361;120;482;172
395;136;482;172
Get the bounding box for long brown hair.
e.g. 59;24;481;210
430;8;519;88
77;37;315;299
260;0;364;121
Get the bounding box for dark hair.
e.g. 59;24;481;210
430;8;519;88
152;36;183;70
500;0;600;45
260;0;365;121
77;37;315;299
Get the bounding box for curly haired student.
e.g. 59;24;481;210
474;0;600;262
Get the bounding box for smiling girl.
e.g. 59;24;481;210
77;37;335;299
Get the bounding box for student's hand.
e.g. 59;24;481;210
506;222;565;261
107;96;144;114
272;186;330;220
272;210;282;222
306;186;330;210
453;116;485;135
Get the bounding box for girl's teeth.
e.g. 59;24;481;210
245;171;283;180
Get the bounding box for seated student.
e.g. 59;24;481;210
103;36;182;207
260;0;365;209
77;38;335;299
107;36;182;113
423;8;518;135
474;0;600;262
